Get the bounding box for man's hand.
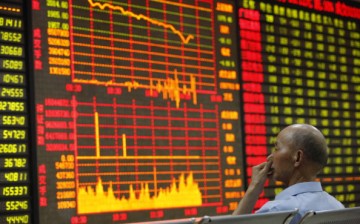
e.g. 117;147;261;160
232;156;273;215
249;156;273;191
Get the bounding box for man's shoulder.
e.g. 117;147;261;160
257;188;343;213
256;198;299;213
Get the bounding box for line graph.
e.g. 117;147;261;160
87;0;195;44
74;69;197;108
73;96;223;213
69;0;216;107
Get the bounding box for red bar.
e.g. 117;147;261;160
244;114;265;123
243;103;265;113
240;30;261;41
241;50;262;62
241;39;262;51
243;92;264;103
239;19;261;31
242;61;263;72
243;83;262;92
245;135;266;144
238;8;260;20
245;145;267;155
242;72;264;83
245;124;266;134
247;156;267;166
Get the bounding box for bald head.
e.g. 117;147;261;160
280;124;328;168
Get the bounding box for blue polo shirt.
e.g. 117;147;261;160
256;182;344;224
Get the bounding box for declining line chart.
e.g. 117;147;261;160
86;0;195;44
73;96;223;213
69;0;216;107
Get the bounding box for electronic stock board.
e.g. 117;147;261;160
0;0;359;223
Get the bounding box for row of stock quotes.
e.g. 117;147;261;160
240;0;360;210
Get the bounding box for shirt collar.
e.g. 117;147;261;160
275;182;323;200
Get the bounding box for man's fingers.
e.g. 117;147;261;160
265;159;273;169
254;162;267;170
253;159;274;178
265;158;273;175
254;161;271;174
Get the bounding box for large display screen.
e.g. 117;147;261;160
239;0;360;210
31;0;243;223
0;0;359;223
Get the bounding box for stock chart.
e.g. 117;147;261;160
32;0;243;223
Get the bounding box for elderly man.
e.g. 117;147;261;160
233;124;344;223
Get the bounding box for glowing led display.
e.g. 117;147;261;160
239;0;360;209
0;1;31;223
0;0;359;223
32;0;243;223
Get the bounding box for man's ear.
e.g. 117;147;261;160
294;150;303;167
